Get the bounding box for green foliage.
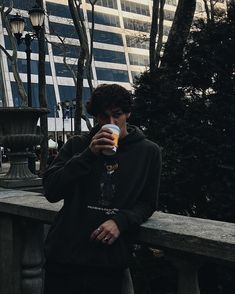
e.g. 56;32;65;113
131;16;235;222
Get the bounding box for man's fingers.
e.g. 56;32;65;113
101;234;113;244
90;226;103;240
93;137;115;146
95;130;113;140
96;230;107;241
90;220;120;244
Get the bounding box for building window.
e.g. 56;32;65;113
165;0;178;6
58;85;90;114
9;0;32;10
87;11;120;27
4;35;49;54
51;42;80;58
96;68;129;82
11;81;39;107
86;0;118;9
123;18;150;32
121;0;150;16
126;35;149;49
4;36;40;54
94;48;126;64
49;22;77;39
11;82;56;116
55;62;77;78
8;59;51;75
46;2;72;19
58;85;76;102
46;85;57;117
129;53;148;66
92;30;123;46
11;82;22;107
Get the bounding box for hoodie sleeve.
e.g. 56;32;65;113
110;146;162;233
43;136;97;203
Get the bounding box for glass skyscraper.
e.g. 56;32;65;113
0;0;224;133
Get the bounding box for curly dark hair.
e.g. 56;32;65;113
86;84;133;116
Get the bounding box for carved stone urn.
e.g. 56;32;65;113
0;107;48;188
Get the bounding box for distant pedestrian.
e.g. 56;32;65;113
46;149;58;167
57;136;64;151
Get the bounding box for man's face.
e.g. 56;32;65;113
96;107;130;139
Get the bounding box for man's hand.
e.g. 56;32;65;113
90;219;120;245
89;128;115;155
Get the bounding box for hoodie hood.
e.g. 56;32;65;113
119;124;145;147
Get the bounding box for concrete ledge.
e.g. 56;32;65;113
139;213;235;263
0;188;234;263
0;189;62;223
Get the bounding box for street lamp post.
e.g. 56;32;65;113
58;101;69;143
10;6;45;107
54;104;60;143
65;100;76;136
58;100;76;141
71;99;76;135
9;6;45;173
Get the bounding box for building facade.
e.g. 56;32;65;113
0;0;225;135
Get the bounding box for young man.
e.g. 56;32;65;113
43;84;162;294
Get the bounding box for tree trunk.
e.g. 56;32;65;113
149;0;159;73
160;0;196;70
68;0;93;134
155;0;165;67
86;1;97;94
68;0;87;135
75;49;86;135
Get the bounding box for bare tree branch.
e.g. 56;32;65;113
203;0;211;21
0;0;28;106
81;113;92;130
0;43;12;60
47;23;78;85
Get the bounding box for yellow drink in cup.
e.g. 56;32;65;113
101;124;120;155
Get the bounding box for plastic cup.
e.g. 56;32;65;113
101;124;120;155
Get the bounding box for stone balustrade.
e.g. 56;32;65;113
0;188;234;294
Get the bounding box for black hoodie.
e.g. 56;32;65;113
43;125;161;271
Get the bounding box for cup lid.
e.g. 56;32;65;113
102;124;120;132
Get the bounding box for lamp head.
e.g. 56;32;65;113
65;100;70;108
72;99;76;107
9;14;25;43
28;5;45;35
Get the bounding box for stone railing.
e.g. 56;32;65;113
0;188;234;294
